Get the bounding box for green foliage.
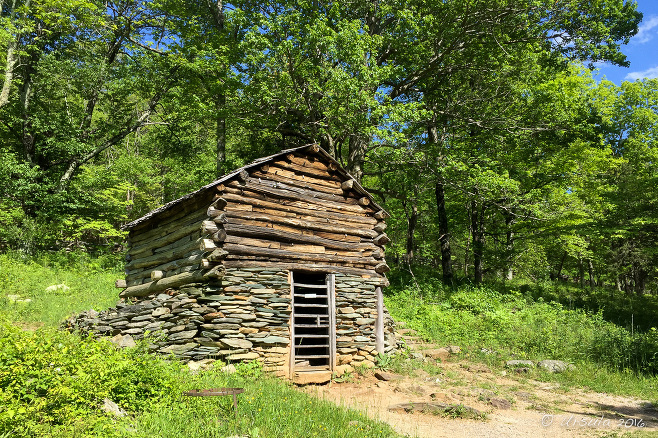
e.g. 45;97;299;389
386;279;658;375
0;323;183;437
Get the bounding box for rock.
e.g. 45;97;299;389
334;365;354;377
489;398;512;409
293;370;332;385
221;364;237;374
538;360;575;373
152;307;171;317
187;359;215;373
424;348;450;361
505;360;535;368
375;371;400;381
101;398;126;418
221;338;253;349
45;284;71;294
226;352;259;361
448;345;461;354
168;330;198;341
110;334;137;348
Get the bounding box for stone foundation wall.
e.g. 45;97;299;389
66;268;396;375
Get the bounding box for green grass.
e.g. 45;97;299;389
0;251;121;326
385;269;658;405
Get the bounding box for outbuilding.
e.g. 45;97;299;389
76;144;395;382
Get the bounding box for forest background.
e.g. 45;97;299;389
1;0;656;296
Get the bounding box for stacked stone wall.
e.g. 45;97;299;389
66;269;395;375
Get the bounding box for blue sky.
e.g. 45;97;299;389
595;0;658;84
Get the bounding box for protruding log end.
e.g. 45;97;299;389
212;213;228;224
215;183;226;193
357;197;370;207
115;279;127;289
307;144;320;153
207;206;225;218
375;262;390;274
201;220;219;234
374;222;387;233
211;197;228;210
341;179;355;191
328;162;338;171
238;169;249;182
207;248;228;262
213;229;227;242
200;238;217;251
374;210;387;220
374;233;391;246
150;270;164;281
261;164;270;172
204;265;226;279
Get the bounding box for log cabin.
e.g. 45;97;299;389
76;144;395;383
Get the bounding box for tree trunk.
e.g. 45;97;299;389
471;196;484;284
435;180;453;285
347;134;367;182
554;250;567;280
504;212;515;280
587;258;595;288
429;124;453;285
404;200;418;264
215;92;226;176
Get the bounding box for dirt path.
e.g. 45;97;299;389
303;359;658;437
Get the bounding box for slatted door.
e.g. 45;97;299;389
290;272;335;372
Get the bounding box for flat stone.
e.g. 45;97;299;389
168;330;197;341
226;352;259;361
356;318;375;325
110;334;137;349
375;371;400;381
354;336;370;342
226;313;257;321
538;360;574;373
489;398;512;409
152;307;171;317
222;338;253;349
202;323;240;330
160;342;197;354
293;370;332;385
426;348;450;361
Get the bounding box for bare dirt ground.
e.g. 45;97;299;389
302;341;658;438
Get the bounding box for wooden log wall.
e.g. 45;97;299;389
211;149;389;278
120;193;221;298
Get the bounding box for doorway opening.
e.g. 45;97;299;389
290;272;335;372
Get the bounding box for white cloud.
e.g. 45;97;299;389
634;15;658;44
625;66;658;81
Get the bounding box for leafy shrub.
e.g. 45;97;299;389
0;322;183;437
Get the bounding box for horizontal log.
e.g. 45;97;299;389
287;153;330;171
234;178;364;211
221;211;377;239
129;196;211;235
126;238;203;270
223;243;379;265
115;279;127;289
129;218;203;257
246;203;375;229
221;191;377;224
125;251;205;281
222;223;375;252
120;270;209;298
224;182;370;217
271;159;337;181
251;169;345;196
222;260;383;279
